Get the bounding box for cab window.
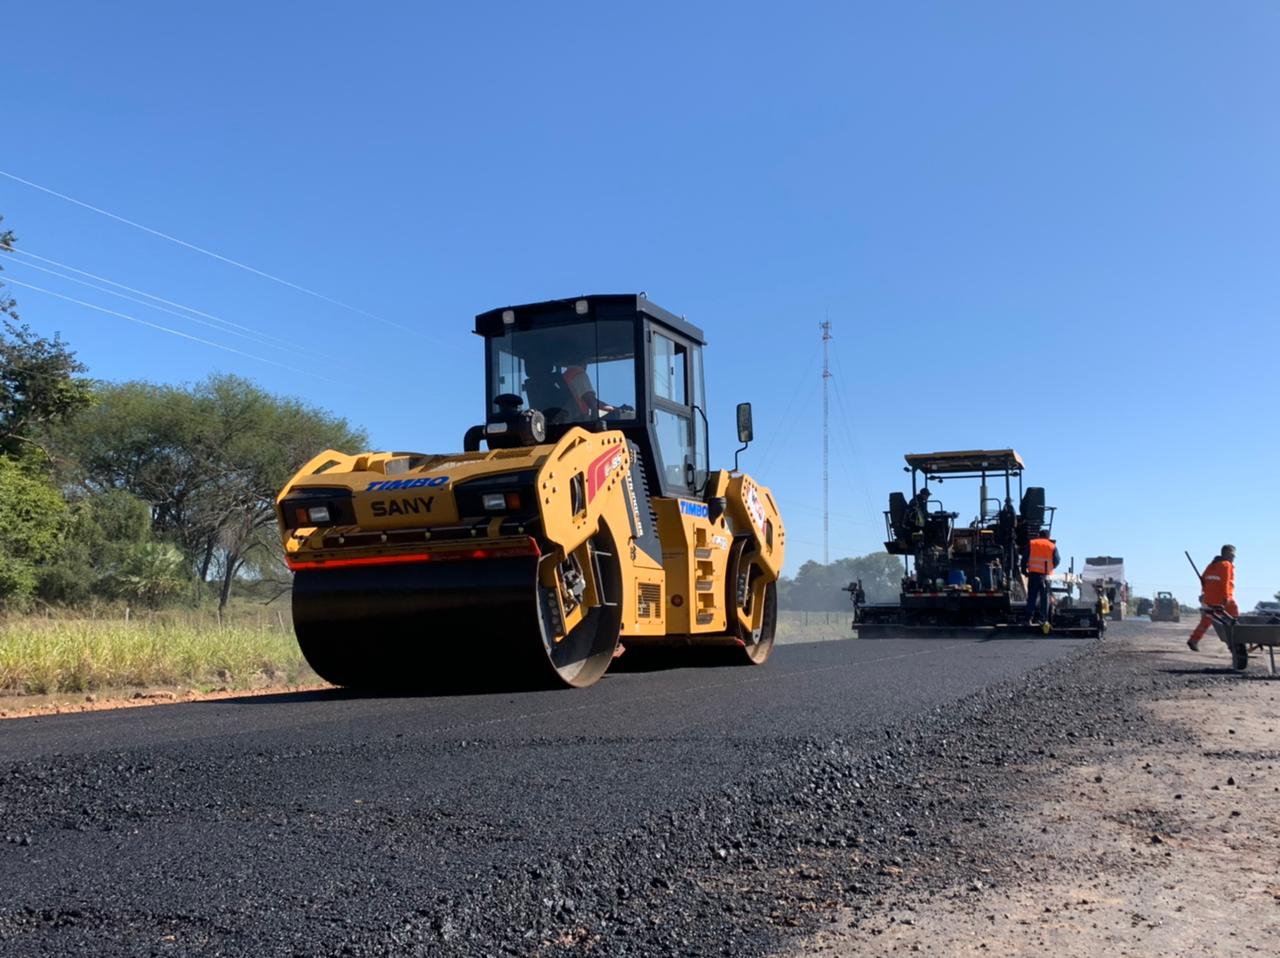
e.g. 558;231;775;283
691;347;707;490
492;346;527;407
488;320;637;424
651;332;700;494
654;407;693;492
653;334;687;405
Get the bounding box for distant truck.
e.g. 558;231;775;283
1253;600;1280;619
1080;556;1127;622
1149;591;1180;623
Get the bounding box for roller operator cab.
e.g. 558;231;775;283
277;295;785;690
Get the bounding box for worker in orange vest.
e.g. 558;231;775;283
1188;544;1238;651
562;360;620;420
1023;529;1060;626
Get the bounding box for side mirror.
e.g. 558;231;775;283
736;402;754;444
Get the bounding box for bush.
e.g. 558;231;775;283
0;457;67;609
37;489;179;606
111;542;191;607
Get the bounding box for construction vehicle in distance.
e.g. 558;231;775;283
848;449;1103;638
1149;591;1181;623
275;294;785;690
1080;555;1127;621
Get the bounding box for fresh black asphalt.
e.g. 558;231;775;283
0;635;1091;956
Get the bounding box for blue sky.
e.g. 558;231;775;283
3;2;1277;606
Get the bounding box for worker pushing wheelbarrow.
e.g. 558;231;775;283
1183;545;1278;673
1202;604;1280;674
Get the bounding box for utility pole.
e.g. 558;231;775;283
820;319;832;565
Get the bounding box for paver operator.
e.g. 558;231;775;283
1188;544;1238;651
1023;529;1060;627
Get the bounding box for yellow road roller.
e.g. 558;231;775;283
276;294;785;689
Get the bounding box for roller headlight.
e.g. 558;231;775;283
279;487;354;530
456;471;537;518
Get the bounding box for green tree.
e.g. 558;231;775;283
54;374;366;609
0;456;68;608
49;381;209;555
194;375;368;609
36;489;162;605
1;321;95;459
0;220;94;459
777;553;904;611
0;215;16;321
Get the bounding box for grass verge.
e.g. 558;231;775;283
0;618;315;694
0;609;851;696
776;609;853;644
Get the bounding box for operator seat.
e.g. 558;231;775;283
523;369;570;422
1019;487;1047;529
888;492;910;537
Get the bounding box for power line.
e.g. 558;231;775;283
0;167;434;341
757;379;822;476
784;500;879;526
756;343;821;473
9;247;301;349
829;340;878;518
5;257;332;360
3;277;330;380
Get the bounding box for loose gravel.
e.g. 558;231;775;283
0;626;1212;957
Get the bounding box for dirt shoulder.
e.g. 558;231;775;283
0;680;331;720
793;626;1280;957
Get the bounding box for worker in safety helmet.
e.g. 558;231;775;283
1187;544;1238;651
1022;529;1060;627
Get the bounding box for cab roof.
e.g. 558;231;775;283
904;449;1025;476
474;294;706;345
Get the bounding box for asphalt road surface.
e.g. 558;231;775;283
0;634;1091;957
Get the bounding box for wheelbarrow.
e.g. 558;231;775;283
1206;605;1280;674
